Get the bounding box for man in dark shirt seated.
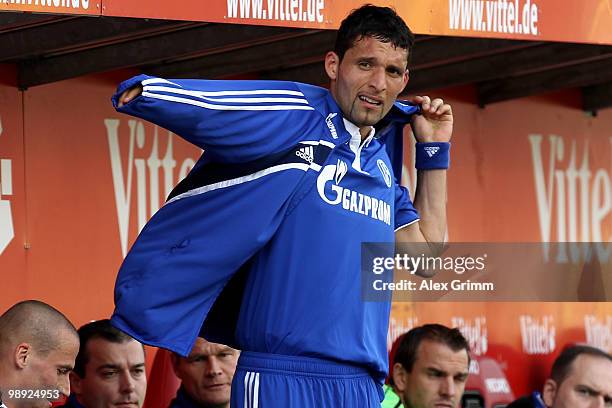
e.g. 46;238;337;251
384;324;470;408
61;319;147;408
508;345;612;408
169;338;239;408
0;300;79;408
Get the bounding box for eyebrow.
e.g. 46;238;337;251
576;384;612;402
426;367;469;377
97;364;122;371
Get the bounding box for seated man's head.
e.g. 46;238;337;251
70;319;146;408
542;345;612;408
0;300;79;408
391;324;470;408
171;338;239;408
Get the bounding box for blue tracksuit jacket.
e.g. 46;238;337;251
110;74;420;387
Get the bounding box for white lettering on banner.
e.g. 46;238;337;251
520;315;556;355
0;116;15;255
105;119;197;257
584;315;611;351
485;378;511;394
452;316;488;355
226;0;325;23
1;0;89;10
529;134;611;262
449;0;539;36
387;317;418;351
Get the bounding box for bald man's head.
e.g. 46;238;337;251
0;300;77;355
0;300;79;408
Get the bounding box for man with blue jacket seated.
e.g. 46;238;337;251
169;339;239;408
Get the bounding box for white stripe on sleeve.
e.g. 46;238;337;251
142;91;314;111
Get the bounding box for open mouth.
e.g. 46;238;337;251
358;95;382;106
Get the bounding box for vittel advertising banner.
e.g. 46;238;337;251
0;0;100;15
2;0;611;45
99;0;612;45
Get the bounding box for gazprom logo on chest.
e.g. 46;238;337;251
317;159;391;225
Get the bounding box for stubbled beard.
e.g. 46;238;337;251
349;101;385;126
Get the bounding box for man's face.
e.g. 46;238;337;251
396;340;469;408
71;338;146;408
172;338;240;407
544;354;612;408
326;35;409;133
20;329;79;408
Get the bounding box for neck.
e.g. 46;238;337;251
359;126;373;141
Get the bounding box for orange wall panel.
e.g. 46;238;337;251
0;79;26;306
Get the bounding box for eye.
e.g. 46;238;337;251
358;61;372;69
57;368;71;376
132;368;145;377
427;369;445;378
576;387;595;397
455;374;469;383
101;370;118;378
387;68;402;78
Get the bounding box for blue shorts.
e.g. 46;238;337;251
231;351;382;408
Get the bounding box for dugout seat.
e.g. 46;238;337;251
142;348;181;408
463;355;515;408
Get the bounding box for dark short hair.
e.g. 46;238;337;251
392;324;470;381
334;4;415;65
550;345;612;385
73;319;139;378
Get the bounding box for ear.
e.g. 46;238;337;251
403;69;410;88
69;371;82;395
542;379;557;407
392;363;408;393
14;343;32;369
324;51;340;81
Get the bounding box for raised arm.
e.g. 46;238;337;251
112;74;316;162
395;95;452;263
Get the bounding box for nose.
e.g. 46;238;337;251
205;357;223;377
58;376;71;398
119;371;137;394
439;377;456;398
367;66;386;92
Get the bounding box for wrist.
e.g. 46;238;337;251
415;142;451;170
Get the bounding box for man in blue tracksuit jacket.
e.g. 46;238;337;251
110;5;453;407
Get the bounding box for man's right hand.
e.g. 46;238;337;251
118;85;143;107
